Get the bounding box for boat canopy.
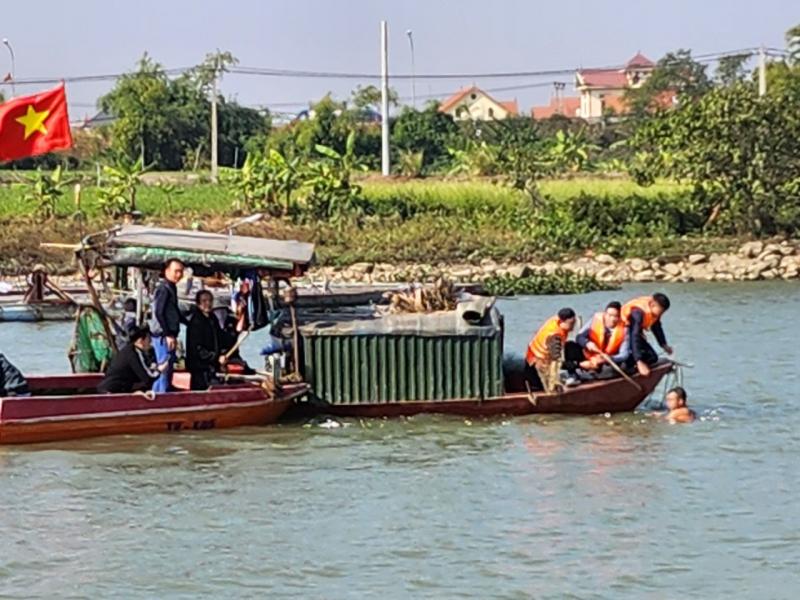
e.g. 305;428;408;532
80;225;315;276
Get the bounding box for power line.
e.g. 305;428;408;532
0;46;784;91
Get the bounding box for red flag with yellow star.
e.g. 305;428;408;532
0;84;73;162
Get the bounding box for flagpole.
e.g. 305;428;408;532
2;38;15;97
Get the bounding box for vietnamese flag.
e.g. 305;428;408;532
0;84;73;162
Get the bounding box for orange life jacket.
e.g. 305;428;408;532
622;296;658;330
526;316;568;365
583;312;626;360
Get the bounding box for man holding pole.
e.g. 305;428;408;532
570;301;629;373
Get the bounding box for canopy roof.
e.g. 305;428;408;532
84;225;315;275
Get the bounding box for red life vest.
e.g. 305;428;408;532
525;316;568;365
583;312;626;360
622;296;658;330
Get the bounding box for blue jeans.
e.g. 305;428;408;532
152;335;176;392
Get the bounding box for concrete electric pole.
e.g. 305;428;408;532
380;21;390;176
758;45;767;97
210;54;219;183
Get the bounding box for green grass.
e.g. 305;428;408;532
0;177;686;219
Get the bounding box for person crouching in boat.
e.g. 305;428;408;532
0;353;29;397
525;308;577;392
185;290;226;390
621;293;673;377
98;327;169;394
664;386;695;423
571;301;628;375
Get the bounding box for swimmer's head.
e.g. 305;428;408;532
666;386;687;410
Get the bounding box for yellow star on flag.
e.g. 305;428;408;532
15;105;51;140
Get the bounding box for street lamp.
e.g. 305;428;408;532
2;38;15;97
405;29;416;108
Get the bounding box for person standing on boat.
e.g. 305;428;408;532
571;301;628;373
185;290;226;390
621;293;673;378
98;327;168;394
525;308;577;392
149;258;187;393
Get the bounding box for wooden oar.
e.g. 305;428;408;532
224;328;251;360
597;350;642;391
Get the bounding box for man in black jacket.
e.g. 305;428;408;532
98;327;168;394
149;258;186;392
185;290;225;390
0;353;29;396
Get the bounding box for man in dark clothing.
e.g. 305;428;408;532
149;259;186;392
186;290;225;390
0;353;29;396
621;293;673;377
98;327;167;394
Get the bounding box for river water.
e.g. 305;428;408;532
0;282;797;599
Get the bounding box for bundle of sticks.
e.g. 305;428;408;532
382;278;458;314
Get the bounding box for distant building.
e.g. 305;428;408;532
532;53;664;121
438;86;519;121
531;96;581;120
78;109;116;129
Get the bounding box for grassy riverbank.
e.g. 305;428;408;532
0;177;743;274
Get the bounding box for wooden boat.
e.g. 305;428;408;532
0;224;317;445
311;360;673;419
297;298;676;419
0;373;308;445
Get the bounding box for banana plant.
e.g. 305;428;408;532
304;131;367;223
23;165;75;220
97;156;147;217
548;129;599;173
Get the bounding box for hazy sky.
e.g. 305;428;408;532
1;0;798;119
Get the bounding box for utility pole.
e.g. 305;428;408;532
210;54;219;183
758;45;767;97
406;29;416;108
3;38;16;97
380;21;390;177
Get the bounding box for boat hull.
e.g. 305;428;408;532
307;362;673;418
1;375;307;444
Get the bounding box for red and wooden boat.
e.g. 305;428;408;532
0;373;308;445
308;361;673;419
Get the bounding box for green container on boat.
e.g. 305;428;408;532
299;304;504;405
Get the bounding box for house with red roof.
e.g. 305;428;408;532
438;86;519;121
532;53;664;121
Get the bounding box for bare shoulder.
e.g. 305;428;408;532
668;407;696;424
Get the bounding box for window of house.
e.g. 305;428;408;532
470;93;477;100
488;107;494;118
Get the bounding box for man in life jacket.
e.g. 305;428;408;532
572;301;628;373
524;307;577;392
621;293;673;377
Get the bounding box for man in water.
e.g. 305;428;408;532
570;301;628;374
664;386;696;423
185;290;226;390
0;353;29;397
621;293;673;377
149;258;186;392
98;327;169;394
524;307;577;392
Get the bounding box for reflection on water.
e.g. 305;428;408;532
0;282;799;599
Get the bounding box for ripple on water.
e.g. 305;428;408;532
1;283;800;598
